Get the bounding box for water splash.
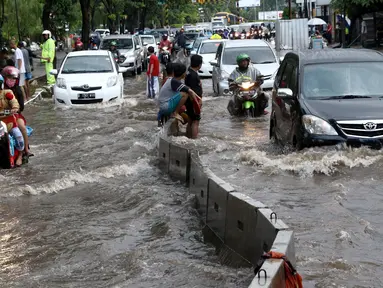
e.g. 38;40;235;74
238;146;383;177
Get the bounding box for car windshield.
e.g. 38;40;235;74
303;62;383;98
193;39;202;49
140;37;155;45
101;38;133;50
200;42;221;54
185;33;199;40
222;47;276;65
61;55;113;74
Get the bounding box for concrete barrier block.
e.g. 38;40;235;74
168;143;190;184
248;259;285;288
255;209;289;256
271;230;296;267
158;137;170;173
206;177;235;241
225;192;268;265
189;152;211;219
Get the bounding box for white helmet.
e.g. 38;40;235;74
42;30;51;37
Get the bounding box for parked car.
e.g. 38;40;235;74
210;39;279;96
51;50;127;105
270;49;383;149
193;39;226;77
100;34;144;75
95;29;110;38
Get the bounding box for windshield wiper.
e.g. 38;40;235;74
255;61;275;64
323;95;372;100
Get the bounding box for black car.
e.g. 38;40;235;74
270;49;383;149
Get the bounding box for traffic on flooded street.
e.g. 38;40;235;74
1;3;383;287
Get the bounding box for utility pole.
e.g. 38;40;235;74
289;0;292;19
14;0;21;41
263;0;265;21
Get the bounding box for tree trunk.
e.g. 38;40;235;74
42;1;52;30
141;7;147;30
80;0;91;50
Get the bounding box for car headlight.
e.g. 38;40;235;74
107;75;118;87
220;70;230;80
56;78;67;89
302;115;338;135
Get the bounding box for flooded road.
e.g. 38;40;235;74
170;78;383;288
1;73;382;287
0;76;253;287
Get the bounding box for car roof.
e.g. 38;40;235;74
288;49;383;65
67;50;110;57
140;34;155;38
223;39;269;48
103;35;133;40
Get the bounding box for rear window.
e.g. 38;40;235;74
62;55;113;74
185;33;199;40
140;37;155;45
101;38;133;50
199;42;221;54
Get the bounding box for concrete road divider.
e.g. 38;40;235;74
157;121;297;288
225;192;267;265
168;143;190;184
206;177;235;241
158;137;170;173
189;151;212;219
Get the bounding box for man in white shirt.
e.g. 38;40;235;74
10;40;26;101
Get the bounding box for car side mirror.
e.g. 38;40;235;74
209;59;218;67
277;88;293;99
118;67;128;73
50;69;58;75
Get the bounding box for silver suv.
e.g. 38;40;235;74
100;35;144;75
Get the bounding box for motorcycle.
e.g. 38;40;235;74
0;110;33;169
57;41;64;51
227;75;271;118
160;46;171;65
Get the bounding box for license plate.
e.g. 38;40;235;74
78;93;95;99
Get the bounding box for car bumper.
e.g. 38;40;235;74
120;60;136;71
303;133;383;149
54;85;121;105
198;64;213;77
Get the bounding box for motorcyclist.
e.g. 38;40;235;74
228;53;269;116
0;74;26;166
261;23;270;41
229;28;235;39
109;41;121;61
159;34;172;63
176;28;188;55
74;38;83;51
210;31;222;40
2;66;32;158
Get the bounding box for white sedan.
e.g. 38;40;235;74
193;39;226;77
51;50;127;105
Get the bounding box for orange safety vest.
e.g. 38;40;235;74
255;251;303;288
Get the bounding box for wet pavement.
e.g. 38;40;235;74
1;72;382;287
0;75;252;288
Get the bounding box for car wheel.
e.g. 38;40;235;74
269;116;279;144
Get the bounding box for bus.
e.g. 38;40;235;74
214;12;245;25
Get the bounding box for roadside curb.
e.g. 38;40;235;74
158;119;296;287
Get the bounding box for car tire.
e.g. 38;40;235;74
269;116;279;144
293;126;305;150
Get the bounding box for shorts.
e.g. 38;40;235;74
19;73;26;86
25;72;33;80
185;98;201;121
159;93;182;116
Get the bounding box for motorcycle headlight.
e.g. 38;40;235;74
56;78;66;89
220;70;230;80
107;75;118;87
302;115;338;135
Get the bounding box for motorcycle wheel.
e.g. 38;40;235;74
227;100;236;116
